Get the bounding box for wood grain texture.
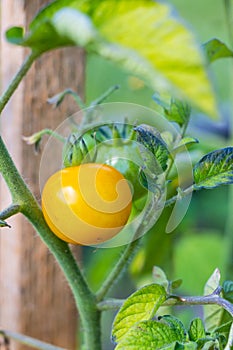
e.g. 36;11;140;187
0;1;85;349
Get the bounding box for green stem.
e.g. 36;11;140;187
97;298;124;311
70;90;87;109
90;84;120;107
0;52;39;115
0;136;101;350
23;128;66;153
96;238;142;302
96;194;158;302
0;329;66;350
47;89;86;109
165;185;194;207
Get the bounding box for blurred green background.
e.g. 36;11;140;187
83;1;232;348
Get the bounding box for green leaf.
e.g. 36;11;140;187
222;281;233;303
152;266;169;291
165;98;191;126
6;6;98;53
193;147;233;189
5;26;24;45
111;284;167;343
115;320;182;350
152;267;182;293
135;124;169;172
170;279;183;290
159;315;187;342
203;38;233;63
188;318;206;342
6;0;217;116
96;1;217;116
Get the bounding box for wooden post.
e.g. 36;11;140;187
0;1;85;349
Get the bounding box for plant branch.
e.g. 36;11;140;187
90;84;120;107
173;295;233;318
165;185;194;207
97;298;124;311
0;52;39;115
96;239;142;302
0;136;101;350
23;129;65;153
47;88;86;109
0;329;66;350
97;290;233;318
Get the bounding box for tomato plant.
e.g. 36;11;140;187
0;1;233;350
42;163;132;245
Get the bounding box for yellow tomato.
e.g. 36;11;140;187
41;163;132;245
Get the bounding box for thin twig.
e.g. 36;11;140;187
97;289;233;318
0;330;67;350
95;194;159;301
165;185;194;207
0;52;38;115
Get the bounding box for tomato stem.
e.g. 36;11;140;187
0;50;103;350
0;52;39;115
96;238;142;302
96;194;158;301
0;136;102;350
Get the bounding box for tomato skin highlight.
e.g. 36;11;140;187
41;164;132;245
95;142;147;200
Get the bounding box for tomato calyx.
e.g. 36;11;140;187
62;122;169;199
63;122;135;166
